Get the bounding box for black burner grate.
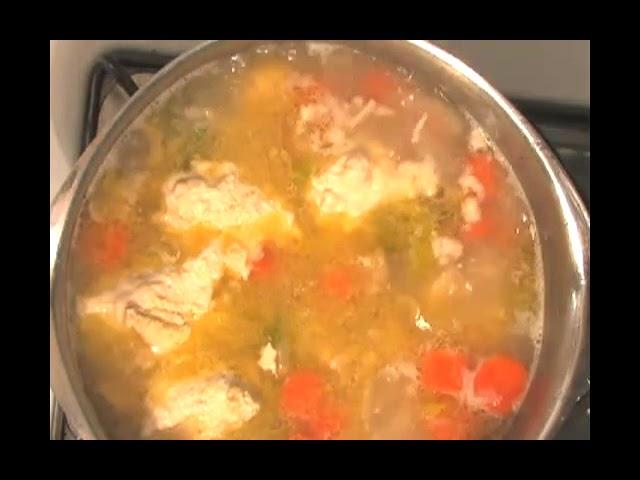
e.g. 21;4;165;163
52;49;590;440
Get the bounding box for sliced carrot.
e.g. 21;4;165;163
473;355;528;415
420;349;468;396
468;151;498;200
281;370;326;421
361;67;398;104
80;221;129;270
321;267;354;299
294;406;344;440
250;244;277;280
281;370;343;440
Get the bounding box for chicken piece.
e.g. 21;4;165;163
307;153;439;224
308;153;384;219
295;91;354;156
158;162;297;243
123;311;191;355
78;240;254;354
415;310;432;331
461;196;482;225
258;342;279;377
145;374;260;439
291;74;394;156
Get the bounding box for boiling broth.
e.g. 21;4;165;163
69;42;542;440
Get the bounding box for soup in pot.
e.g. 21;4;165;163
69;42;542;440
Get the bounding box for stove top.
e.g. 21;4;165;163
50;49;590;440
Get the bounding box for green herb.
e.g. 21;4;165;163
370;198;432;251
430;186;463;236
369;197;436;285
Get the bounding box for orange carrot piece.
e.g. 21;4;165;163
321;267;354;299
80;221;129;270
420;349;468;396
361;67;398;104
473;355;528;415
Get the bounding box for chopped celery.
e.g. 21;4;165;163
369;197;436;285
431;186;463;236
371;198;432;252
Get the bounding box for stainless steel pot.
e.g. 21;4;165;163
50;40;590;440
